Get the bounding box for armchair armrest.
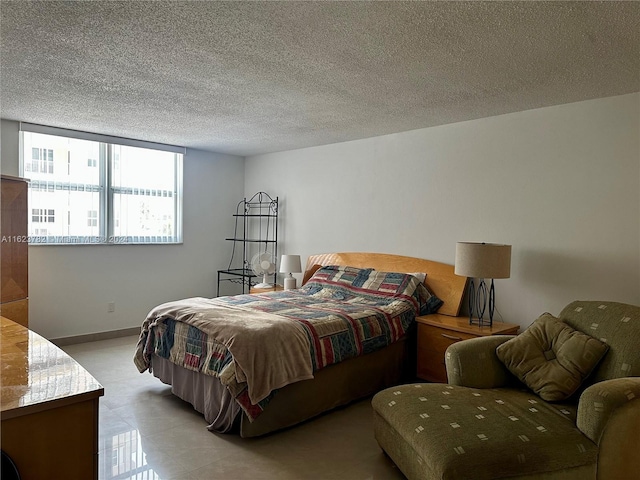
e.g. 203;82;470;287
577;377;640;444
577;377;640;479
445;335;516;388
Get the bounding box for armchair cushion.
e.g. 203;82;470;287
372;384;596;480
496;313;609;401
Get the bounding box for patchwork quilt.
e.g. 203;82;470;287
134;265;442;420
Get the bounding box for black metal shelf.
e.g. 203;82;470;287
218;268;257;276
218;192;278;296
224;238;277;243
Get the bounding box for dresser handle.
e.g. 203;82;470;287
441;333;462;341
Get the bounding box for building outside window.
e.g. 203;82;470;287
32;208;55;223
26;147;54;173
20;125;183;245
87;210;98;227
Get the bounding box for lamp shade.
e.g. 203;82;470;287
279;254;302;274
455;242;511;279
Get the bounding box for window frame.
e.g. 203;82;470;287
19;123;184;246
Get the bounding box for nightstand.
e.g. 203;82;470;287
416;314;519;383
249;284;284;294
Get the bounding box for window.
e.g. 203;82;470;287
87;210;98;227
20;124;183;245
26;148;54;173
32;209;55;223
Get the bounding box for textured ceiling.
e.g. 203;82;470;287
1;1;639;156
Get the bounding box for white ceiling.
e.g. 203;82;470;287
1;1;638;156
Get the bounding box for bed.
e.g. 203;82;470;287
134;252;467;437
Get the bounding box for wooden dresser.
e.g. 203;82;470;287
417;314;519;383
1;175;29;327
0;317;104;479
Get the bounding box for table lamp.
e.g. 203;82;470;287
454;242;511;326
280;254;302;290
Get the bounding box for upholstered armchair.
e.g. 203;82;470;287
372;301;640;480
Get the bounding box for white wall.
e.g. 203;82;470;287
1;119;245;339
245;94;640;329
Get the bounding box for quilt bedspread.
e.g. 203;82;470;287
134;266;439;420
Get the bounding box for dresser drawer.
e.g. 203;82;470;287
418;323;477;354
417;323;478;383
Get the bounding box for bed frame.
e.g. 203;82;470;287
154;252;467;437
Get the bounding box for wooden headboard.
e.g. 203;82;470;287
303;252;467;317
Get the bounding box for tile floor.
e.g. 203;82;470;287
62;336;406;480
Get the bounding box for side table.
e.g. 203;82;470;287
249;284;284;294
416;314;519;383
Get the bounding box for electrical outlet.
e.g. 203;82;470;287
108;302;115;313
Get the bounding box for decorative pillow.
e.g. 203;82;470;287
415;282;443;315
307;265;373;288
361;271;442;314
369;269;426;283
306;265;443;315
496;313;609;402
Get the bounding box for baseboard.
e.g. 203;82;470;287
51;326;140;347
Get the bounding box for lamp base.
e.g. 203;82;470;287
284;276;297;290
468;278;495;327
